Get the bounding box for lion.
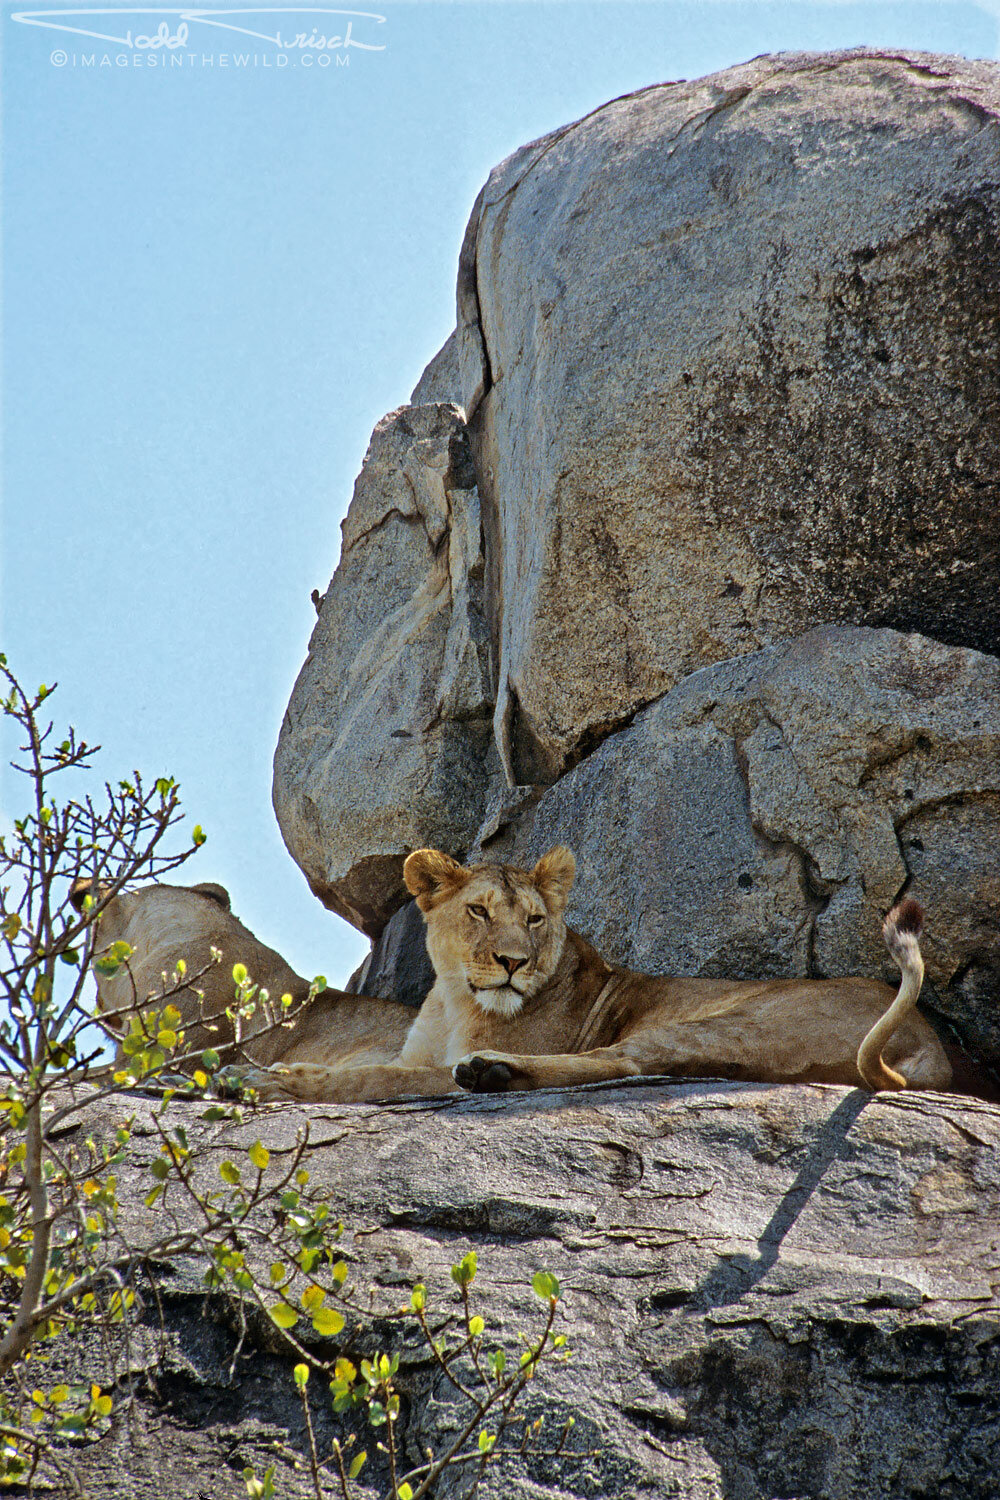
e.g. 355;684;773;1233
72;879;415;1071
238;845;963;1104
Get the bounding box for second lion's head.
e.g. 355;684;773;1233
403;846;576;1016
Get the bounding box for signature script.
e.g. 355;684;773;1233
11;8;387;52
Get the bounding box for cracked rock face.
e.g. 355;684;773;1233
459;48;1000;782
272;404;495;935
275;50;1000;1000
50;1082;1000;1500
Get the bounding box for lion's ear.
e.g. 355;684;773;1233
69;877;108;913
403;849;469;911
190;882;231;910
532;846;576;915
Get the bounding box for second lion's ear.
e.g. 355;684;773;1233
532;846;576;915
403;849;469;911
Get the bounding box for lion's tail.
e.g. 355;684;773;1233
856;898;925;1091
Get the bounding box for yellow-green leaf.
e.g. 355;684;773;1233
219;1161;241;1185
293;1363;309;1389
248;1140;269;1171
348;1451;366;1479
311;1307;345;1338
268;1303;297;1329
301;1284;324;1313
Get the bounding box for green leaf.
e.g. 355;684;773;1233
192;825;207;846
410;1283;425;1312
293;1363;309;1389
311;1307;344;1338
248;1140;269;1171
268;1303;297;1330
348;1451;367;1479
531;1270;561;1302
469;1314;484;1337
450;1250;477;1288
219;1161;241;1185
149;1158;170;1181
232;962;248;986
478;1431;495;1454
202;1049;221;1071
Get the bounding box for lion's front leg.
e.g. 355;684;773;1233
453;1046;643;1094
228;1061;461;1104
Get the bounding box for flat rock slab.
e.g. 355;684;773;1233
49;1079;1000;1499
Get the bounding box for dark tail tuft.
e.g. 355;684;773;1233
885;897;924;939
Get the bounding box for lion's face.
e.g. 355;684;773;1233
403;847;576;1016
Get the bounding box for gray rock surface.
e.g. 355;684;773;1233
459;48;1000;780
46;1080;1000;1499
272;403;496;934
472;627;1000;1075
346;897;433;1009
410;329;463;405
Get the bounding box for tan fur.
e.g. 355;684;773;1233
81;881;414;1071
242;848;952;1104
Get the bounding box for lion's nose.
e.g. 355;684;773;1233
494;953;527;977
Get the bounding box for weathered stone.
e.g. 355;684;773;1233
410;328;462;405
272;403;497;935
345;897;433;1009
473;627;1000;1074
458;49;1000;781
44;1081;1000;1498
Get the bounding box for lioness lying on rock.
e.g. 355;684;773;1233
74;880;415;1070
240;845;957;1104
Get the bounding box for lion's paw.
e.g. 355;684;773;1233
216;1063;289;1103
453;1051;519;1093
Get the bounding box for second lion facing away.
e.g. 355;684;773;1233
238;845;963;1105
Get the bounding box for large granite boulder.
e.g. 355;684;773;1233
49;1081;1000;1499
272;404;496;935
275;49;1000;945
354;626;1000;1075
459;48;1000;782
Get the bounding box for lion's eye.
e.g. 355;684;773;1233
526;913;545;928
468;904;489;921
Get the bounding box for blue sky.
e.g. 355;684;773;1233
3;0;997;989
